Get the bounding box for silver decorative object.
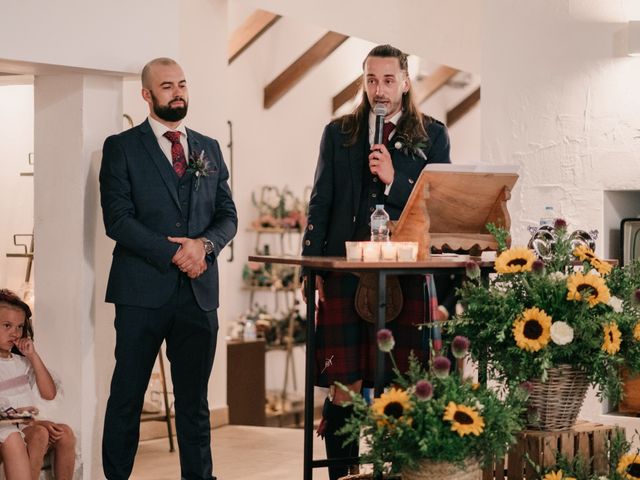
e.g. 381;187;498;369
527;225;598;260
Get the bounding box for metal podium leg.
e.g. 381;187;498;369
303;273;317;480
375;271;386;397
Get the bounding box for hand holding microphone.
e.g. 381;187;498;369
369;103;394;185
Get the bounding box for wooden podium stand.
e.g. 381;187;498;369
391;164;519;259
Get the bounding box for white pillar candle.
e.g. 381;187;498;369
362;242;381;262
380;242;397;261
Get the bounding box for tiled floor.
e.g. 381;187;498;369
131;425;330;480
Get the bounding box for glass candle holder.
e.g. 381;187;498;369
397;242;418;261
362;242;381;262
380;242;398;261
345;241;363;261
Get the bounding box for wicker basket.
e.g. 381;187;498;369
526;364;590;431
402;459;481;480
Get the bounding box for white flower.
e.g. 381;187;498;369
394;141;402;150
550;321;574;345
608;296;623;313
455;302;464;316
549;271;568;282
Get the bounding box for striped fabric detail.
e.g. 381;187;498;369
0;375;29;393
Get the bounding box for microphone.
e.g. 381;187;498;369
373;103;387;145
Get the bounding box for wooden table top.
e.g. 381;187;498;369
248;254;493;270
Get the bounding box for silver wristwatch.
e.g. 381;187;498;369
200;238;214;255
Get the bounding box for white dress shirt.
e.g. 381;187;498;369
148;116;189;166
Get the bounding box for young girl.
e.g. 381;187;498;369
0;289;75;480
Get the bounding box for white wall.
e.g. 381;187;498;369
0;0;178;74
0;80;34;292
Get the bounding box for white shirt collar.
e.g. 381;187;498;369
368;109;403;143
148;116;188;140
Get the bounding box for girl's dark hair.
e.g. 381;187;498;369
338;44;428;146
0;289;34;340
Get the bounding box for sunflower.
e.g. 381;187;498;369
371;388;412;427
566;272;611;307
443;401;484;436
513;307;552;352
573;245;612;276
602;322;622;355
634;322;640;342
617;453;640;479
495;247;536;274
542;471;576;480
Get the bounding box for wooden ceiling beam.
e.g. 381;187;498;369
446;86;481;126
332;76;361;113
228;10;281;64
413;66;459;105
264;31;349;109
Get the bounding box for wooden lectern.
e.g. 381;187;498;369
390;164;519;259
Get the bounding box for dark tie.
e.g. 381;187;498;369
382;122;395;146
163;131;187;177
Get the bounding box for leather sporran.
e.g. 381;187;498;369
354;273;403;323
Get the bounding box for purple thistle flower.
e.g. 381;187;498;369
415;380;433;401
532;259;545;275
632;289;640;307
432;356;451;378
377;329;395;352
465;260;480;280
451;335;470;359
553;218;567;230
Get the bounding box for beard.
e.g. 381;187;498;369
151;91;188;122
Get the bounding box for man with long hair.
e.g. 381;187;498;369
302;44;454;479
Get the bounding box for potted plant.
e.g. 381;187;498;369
338;331;527;479
451;220;640;430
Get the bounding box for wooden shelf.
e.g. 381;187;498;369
247;226;303;234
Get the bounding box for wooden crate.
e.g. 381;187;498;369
482;421;622;480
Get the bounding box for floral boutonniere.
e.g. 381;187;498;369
187;150;213;191
393;136;427;160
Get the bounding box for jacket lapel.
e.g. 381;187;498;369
186;129;202;219
139;120;182;210
349;132;367;217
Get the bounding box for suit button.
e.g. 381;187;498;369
176;222;182;227
371;193;377;198
304;239;311;246
373;177;379;183
369;207;374;212
408;178;415;184
308;224;314;231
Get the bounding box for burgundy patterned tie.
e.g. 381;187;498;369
382;122;395;146
163;131;187;177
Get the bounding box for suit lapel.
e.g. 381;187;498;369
349;132;367;216
139;120;182;210
186;129;202;219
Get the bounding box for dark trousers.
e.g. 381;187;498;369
102;276;218;480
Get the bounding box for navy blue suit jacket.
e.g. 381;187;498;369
99;119;237;311
302;115;451;257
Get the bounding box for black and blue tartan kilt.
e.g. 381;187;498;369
314;272;429;388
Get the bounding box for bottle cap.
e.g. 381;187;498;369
375;204;383;209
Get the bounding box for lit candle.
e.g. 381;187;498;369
345;241;363;261
380;242;397;261
362;242;381;262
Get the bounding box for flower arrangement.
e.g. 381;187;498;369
338;330;526;476
251;185;308;231
451;220;640;405
187;150;213;191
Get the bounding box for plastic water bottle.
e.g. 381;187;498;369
539;206;555;227
370;204;390;242
243;319;257;341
